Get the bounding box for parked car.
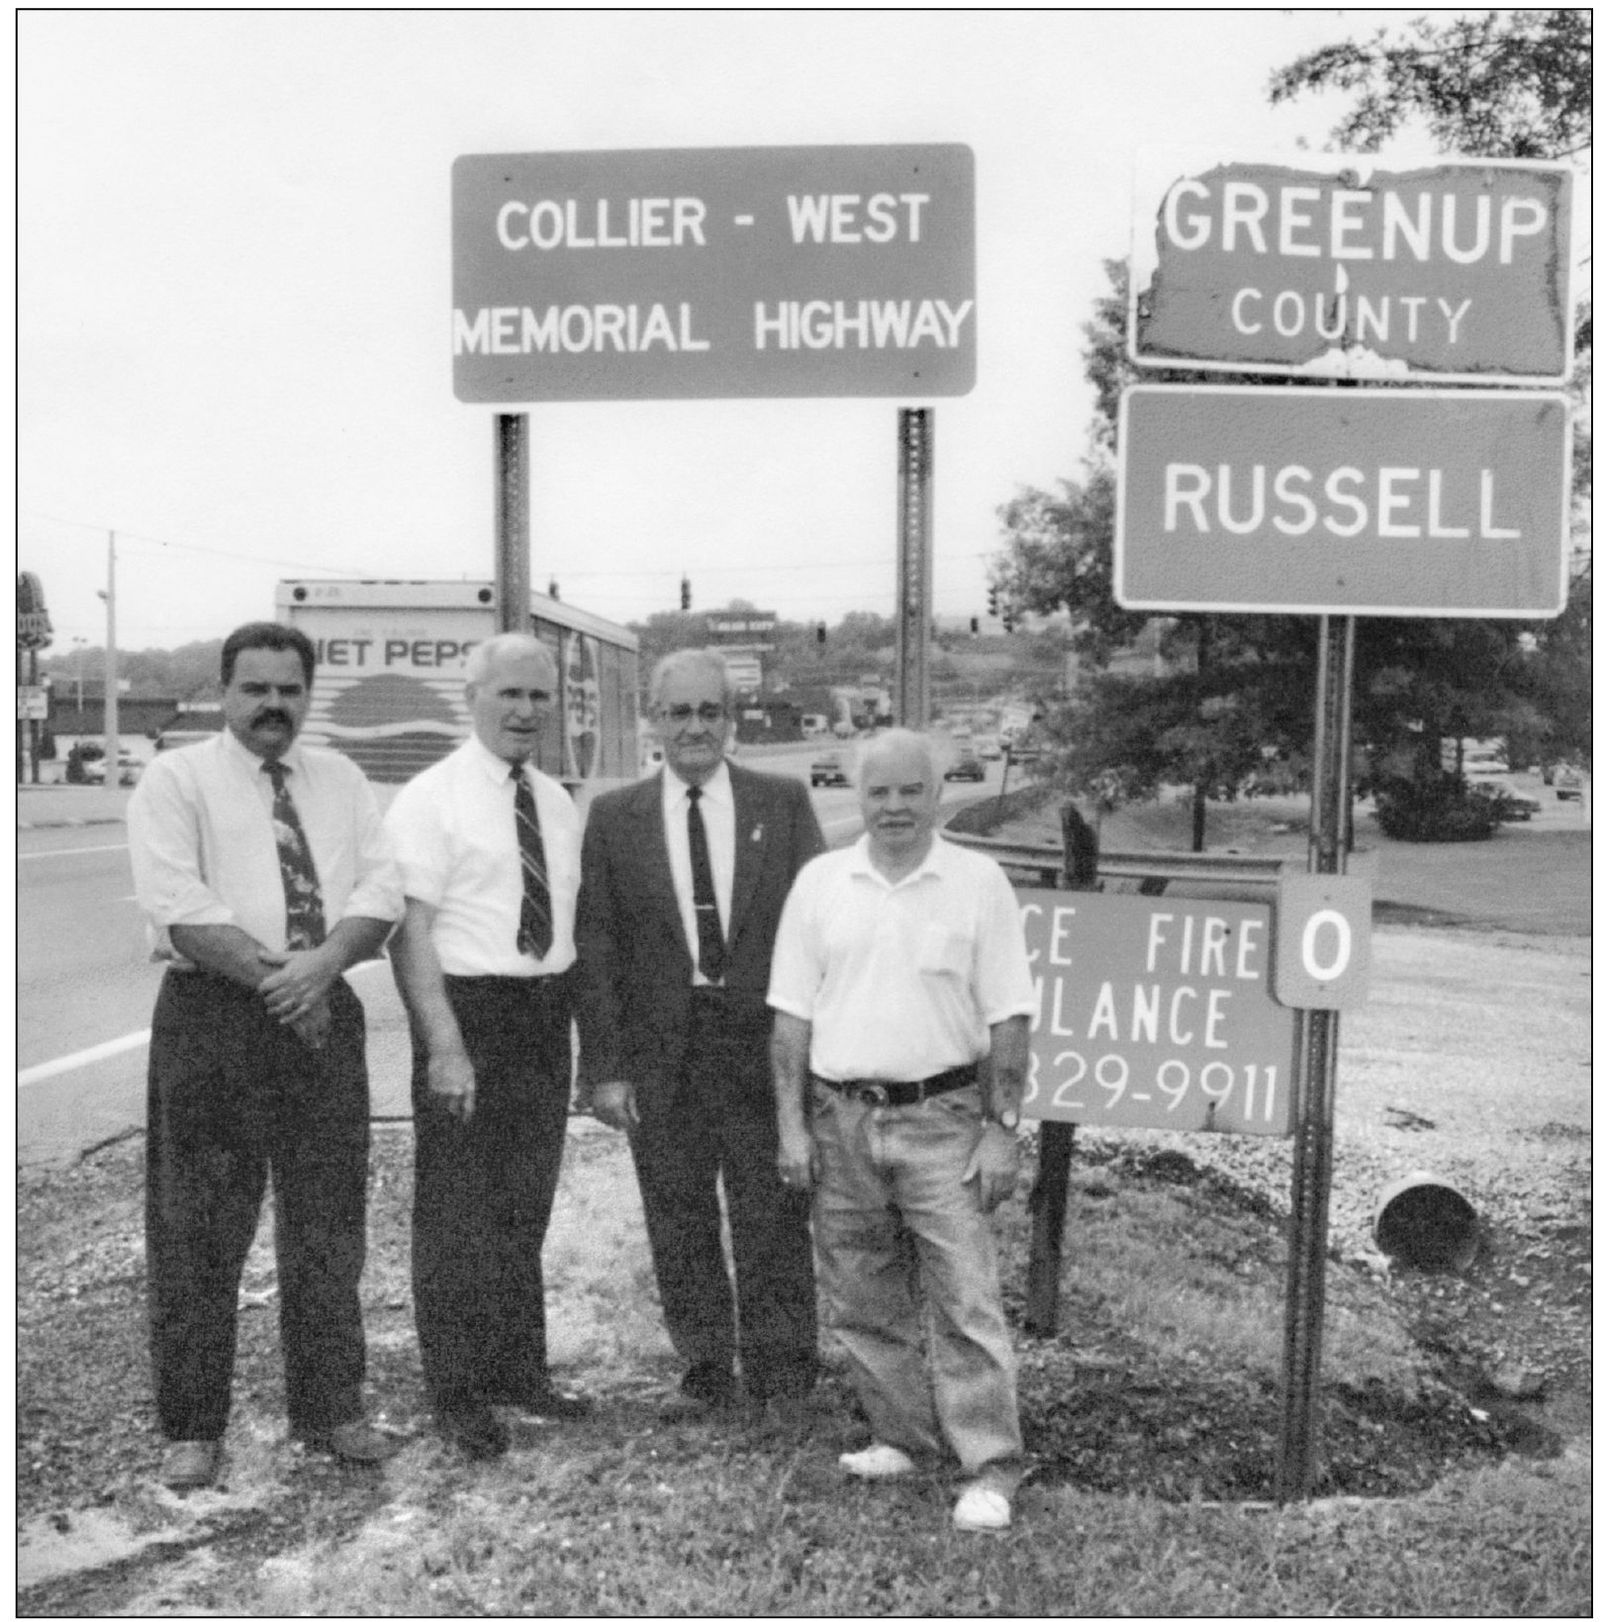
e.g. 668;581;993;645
975;735;1003;760
1468;779;1540;822
1553;765;1583;801
944;749;986;783
810;752;849;788
76;746;142;785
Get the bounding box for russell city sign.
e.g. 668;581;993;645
1130;152;1574;385
1115;384;1571;618
453;145;975;402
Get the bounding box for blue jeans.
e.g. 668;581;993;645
811;1081;1022;1475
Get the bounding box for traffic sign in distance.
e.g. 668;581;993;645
1116;384;1570;618
453;145;975;402
1272;874;1373;1011
1131;152;1574;384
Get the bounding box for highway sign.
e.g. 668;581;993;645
453;145;975;402
1116;385;1571;617
1131;152;1574;383
1017;889;1295;1136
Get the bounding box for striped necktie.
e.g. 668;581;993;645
512;765;553;959
263;761;326;950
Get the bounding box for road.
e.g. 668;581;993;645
17;749;1000;1165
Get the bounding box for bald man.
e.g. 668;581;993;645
768;729;1036;1533
386;634;591;1460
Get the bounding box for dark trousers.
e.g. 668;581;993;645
145;971;371;1441
631;990;818;1400
410;974;573;1415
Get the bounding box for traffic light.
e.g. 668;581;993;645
969;616;980;636
986;582;999;617
680;576;691;611
547;578;560;601
815;622;827;646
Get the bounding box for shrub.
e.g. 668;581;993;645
1374;775;1501;842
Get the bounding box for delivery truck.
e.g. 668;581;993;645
275;579;640;797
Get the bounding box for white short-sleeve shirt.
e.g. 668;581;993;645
767;833;1037;1082
383;734;581;977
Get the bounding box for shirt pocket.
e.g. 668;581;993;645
915;922;972;979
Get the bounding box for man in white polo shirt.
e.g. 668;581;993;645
385;633;591;1461
768;728;1035;1532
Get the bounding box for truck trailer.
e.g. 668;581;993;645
275;579;641;797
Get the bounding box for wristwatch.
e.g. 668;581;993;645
989;1106;1021;1133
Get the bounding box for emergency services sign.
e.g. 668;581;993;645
1018;890;1295;1136
1116;385;1571;617
452;145;975;402
1130;152;1574;384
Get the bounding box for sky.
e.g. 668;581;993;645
19;9;1473;655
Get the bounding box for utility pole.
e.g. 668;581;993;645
101;531;119;781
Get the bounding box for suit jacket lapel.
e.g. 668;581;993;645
727;766;769;957
627;772;693;963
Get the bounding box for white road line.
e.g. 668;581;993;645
20;1031;151;1086
19;961;388;1087
18;843;129;861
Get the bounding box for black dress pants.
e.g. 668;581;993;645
410;973;573;1415
145;971;371;1441
630;989;818;1400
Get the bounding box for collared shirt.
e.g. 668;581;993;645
128;728;402;963
767;832;1037;1082
383;733;581;978
660;760;734;985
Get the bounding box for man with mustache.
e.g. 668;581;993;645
768;729;1036;1532
128;621;403;1490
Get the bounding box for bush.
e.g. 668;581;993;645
1374;776;1501;842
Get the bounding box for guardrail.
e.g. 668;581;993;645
942;830;1290;891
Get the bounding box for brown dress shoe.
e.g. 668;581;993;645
302;1419;399;1465
161;1439;221;1490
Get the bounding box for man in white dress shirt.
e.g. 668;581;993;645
386;633;591;1460
128;621;403;1491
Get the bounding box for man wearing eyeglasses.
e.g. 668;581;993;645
576;649;825;1420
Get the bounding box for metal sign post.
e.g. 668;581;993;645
1275;613;1355;1501
494;415;531;636
895;408;933;729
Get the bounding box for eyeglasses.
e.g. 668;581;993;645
662;702;728;727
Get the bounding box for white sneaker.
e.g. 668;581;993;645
839;1443;917;1479
953;1479;1012;1532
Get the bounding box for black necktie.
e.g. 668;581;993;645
263;761;326;950
512;766;553;959
686;785;726;983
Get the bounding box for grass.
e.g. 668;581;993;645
18;1120;1588;1616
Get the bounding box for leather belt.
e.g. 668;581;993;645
814;1063;978;1109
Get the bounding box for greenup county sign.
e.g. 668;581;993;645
1116;385;1570;618
453;145;975;402
1131;152;1574;384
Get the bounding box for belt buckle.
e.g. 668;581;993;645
861;1083;890;1108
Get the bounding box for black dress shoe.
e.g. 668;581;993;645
503;1384;594;1421
300;1419;399;1466
437;1407;509;1461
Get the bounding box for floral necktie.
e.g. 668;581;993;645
263;761;326;950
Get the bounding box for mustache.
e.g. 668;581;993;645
252;710;293;728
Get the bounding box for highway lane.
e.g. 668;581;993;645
17;753;999;1165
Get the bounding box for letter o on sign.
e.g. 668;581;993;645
1300;909;1352;982
1274;876;1372;1009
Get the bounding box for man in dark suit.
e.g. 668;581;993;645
576;649;825;1417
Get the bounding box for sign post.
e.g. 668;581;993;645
896;409;934;729
1122;148;1575;1500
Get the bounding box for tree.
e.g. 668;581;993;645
1268;9;1592;159
995;12;1592;844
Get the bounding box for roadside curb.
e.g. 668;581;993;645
19;818;127;831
